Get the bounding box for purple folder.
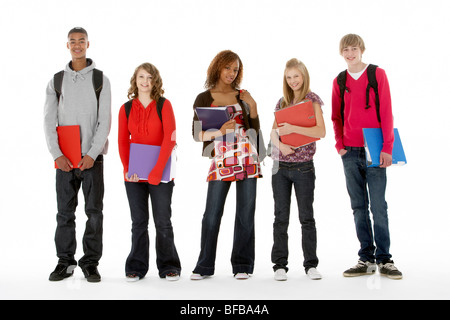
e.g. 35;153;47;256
128;143;172;182
195;106;234;142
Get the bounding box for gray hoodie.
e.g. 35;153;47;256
44;59;111;161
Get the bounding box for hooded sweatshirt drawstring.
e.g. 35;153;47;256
71;70;86;83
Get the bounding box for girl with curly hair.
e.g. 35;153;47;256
190;50;264;280
118;62;181;282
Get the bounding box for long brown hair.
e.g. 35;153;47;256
281;58;311;109
205;50;243;90
127;62;164;102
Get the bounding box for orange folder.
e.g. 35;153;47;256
274;99;320;148
55;125;82;169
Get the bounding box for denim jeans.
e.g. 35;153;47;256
193;178;257;275
271;161;318;273
55;157;104;268
341;147;391;263
124;180;181;278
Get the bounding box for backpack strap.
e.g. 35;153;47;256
124;97;166;122
53;68;103;110
366;64;381;123
156;97;166;123
124;100;133;119
336;64;381;126
92;69;103;109
336;70;347;126
53;70;64;101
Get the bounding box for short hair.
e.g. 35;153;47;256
68;27;88;38
205;50;243;90
127;62;165;103
339;34;365;54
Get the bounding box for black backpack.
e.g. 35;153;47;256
337;64;380;126
124;97;166;123
53;68;103;110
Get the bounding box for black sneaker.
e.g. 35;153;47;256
343;260;377;277
378;260;403;280
81;265;101;283
49;264;77;281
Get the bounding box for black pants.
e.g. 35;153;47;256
55;158;104;268
124;180;181;278
271;161;318;273
193;178;257;276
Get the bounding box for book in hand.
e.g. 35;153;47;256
195;106;235;141
195;106;231;131
363;128;407;167
55;125;82;169
128;143;175;182
274;99;320;148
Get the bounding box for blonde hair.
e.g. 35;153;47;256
281;58;311;109
339;34;366;55
127;62;164;103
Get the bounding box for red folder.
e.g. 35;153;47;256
274;99;320;148
55;125;82;168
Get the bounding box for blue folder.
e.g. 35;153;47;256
363;128;407;167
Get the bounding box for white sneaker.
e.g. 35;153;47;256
307;268;322;280
126;274;141;282
234;273;249;280
166;272;180;281
274;269;287;281
190;273;205;280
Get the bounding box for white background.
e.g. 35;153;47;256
1;0;449;300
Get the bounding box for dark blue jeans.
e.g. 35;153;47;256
341;147;391;263
193;178;257;276
271;161;318;273
55;158;104;268
125;180;181;278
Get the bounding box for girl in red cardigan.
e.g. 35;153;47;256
118;63;181;281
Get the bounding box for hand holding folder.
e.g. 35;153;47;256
195;106;231;131
363;128;407;167
55;125;82;170
195;106;234;141
128;143;175;182
274;99;320;148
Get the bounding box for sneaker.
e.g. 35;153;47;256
343;260;377;277
307;267;322;280
274;269;287;281
165;272;180;281
49;264;77;281
378;260;403;280
126;273;141;282
81;265;101;283
234;273;249;280
190;273;206;280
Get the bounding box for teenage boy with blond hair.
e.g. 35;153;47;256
44;27;111;282
331;34;402;280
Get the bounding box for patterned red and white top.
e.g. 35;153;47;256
207;103;262;182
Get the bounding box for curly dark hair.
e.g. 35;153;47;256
127;62;164;103
205;50;243;90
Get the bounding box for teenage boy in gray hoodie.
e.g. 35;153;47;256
44;27;111;283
